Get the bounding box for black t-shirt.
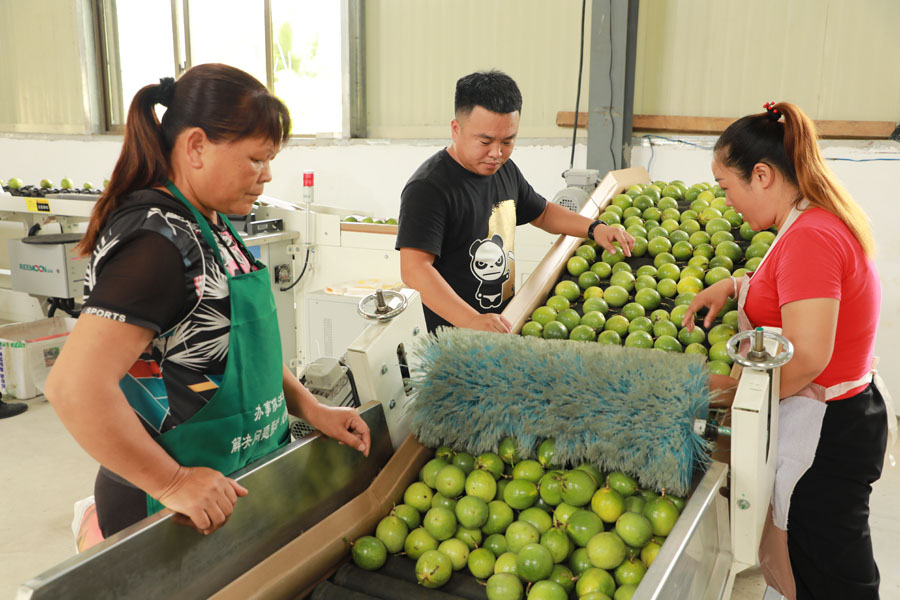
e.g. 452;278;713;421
395;149;547;331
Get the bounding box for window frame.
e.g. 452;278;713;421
96;0;363;138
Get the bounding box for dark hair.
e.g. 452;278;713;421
714;102;874;257
454;70;522;117
714;111;797;186
79;63;291;254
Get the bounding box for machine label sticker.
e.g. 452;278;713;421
43;346;60;367
18;263;51;273
25;198;51;213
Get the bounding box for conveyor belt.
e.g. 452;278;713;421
311;557;487;600
375;556;488;599
18;402;394;600
325;561;473;600
304;463;730;600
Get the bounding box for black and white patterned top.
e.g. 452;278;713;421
82;189;257;437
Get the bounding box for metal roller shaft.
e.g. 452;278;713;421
334;563;469;600
379;556;488;600
311;580;380;600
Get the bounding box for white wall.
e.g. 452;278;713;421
1;134;897;409
0;135;583;219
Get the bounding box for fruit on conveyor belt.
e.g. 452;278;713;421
3;185;102;197
344;439;685;600
522;179;775;377
3;178;103;197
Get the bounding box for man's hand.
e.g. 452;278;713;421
464;312;512;333
592;223;635;257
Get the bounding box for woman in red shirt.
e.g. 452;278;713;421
683;102;891;600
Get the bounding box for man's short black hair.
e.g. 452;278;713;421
454;70;522;117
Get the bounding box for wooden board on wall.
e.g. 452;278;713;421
556;111;897;139
340;223;398;235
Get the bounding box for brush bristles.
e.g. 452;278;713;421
409;328;714;496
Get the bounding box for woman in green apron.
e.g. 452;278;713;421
682;102;892;600
45;64;369;538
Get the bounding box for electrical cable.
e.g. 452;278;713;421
641;134;715;175
825;157;900;162
279;246;311;292
569;0;588;170
641;133;900;179
46;297;79;318
607;0;616;168
640;133;900;176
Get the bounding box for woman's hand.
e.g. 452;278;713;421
306;403;371;457
682;278;734;330
157;466;248;535
282;365;371;456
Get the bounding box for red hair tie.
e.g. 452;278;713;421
763;101;781;121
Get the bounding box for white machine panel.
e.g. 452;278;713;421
345;289;427;449
729;328;783;574
305;291;372;365
8;235;87;299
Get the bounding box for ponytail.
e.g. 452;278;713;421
776;102;875;258
77;82;171;255
715;102;875;258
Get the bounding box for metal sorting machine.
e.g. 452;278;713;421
18;168;791;600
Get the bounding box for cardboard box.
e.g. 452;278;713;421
0;317;76;399
211;434;433;600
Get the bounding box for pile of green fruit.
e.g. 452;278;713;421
521;180;776;376
342;215;398;225
2;176;105;197
350;438;684;600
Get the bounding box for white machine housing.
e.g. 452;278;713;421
344;288;427;449
725;327;782;594
551;168;601;213
8;235;87;299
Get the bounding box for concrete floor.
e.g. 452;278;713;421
1;396;898;599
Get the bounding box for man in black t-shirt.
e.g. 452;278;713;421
396;70;634;333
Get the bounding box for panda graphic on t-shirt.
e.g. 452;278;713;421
469;234;511;309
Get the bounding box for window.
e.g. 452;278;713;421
271;0;342;136
99;0;176;129
100;0;344;136
187;0;267;87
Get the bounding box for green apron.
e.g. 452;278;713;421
145;181;289;515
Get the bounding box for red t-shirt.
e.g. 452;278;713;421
744;207;880;400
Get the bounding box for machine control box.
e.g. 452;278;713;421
8;234;87;299
228;211;284;235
